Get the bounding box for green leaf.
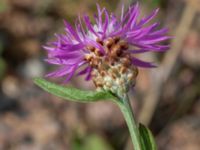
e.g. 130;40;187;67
152;0;161;6
139;124;157;150
142;0;161;7
34;77;116;102
72;133;113;150
0;1;8;13
83;134;114;150
0;58;6;79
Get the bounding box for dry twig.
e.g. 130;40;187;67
138;0;200;125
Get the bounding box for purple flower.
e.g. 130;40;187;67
44;3;170;85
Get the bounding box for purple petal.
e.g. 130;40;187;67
45;58;66;65
63;20;81;42
138;8;159;26
85;67;92;80
77;66;91;75
45;57;84;65
129;49;150;54
126;23;159;39
83;15;99;37
149;28;169;36
63;64;79;83
96;3;103;27
45;65;74;77
138;36;171;44
120;4;125;22
132;57;157;68
102;9;109;37
126;3;140;29
50;52;82;59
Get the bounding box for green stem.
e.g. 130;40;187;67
118;94;142;150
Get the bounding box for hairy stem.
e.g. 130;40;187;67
117;94;142;150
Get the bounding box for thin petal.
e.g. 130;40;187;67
83;15;99;37
45;65;73;77
132;57;156;68
63;20;81;42
77;66;91;75
85;67;92;80
63;64;79;83
138;8;159;26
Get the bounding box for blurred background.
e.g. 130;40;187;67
0;0;199;149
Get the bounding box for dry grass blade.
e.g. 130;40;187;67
139;0;199;125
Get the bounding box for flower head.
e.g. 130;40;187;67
44;3;170;96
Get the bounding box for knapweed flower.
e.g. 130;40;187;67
44;3;170;97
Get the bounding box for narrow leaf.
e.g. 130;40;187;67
139;123;157;150
34;77;116;102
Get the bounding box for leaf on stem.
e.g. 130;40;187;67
34;77;116;102
139;123;157;150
